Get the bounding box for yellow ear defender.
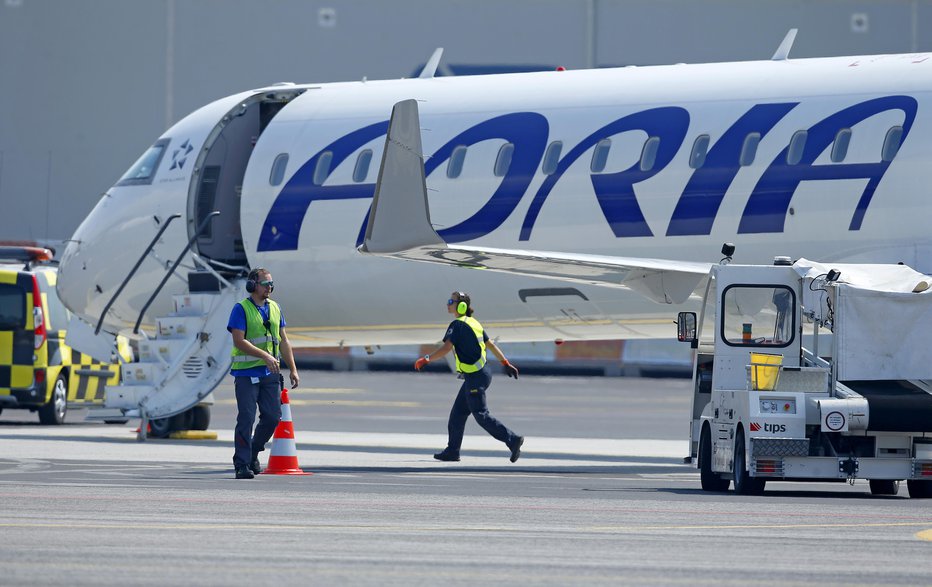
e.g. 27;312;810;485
457;300;468;314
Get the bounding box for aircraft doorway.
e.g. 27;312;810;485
190;92;303;268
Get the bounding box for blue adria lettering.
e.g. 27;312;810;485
256;97;916;252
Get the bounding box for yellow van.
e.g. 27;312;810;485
0;246;123;424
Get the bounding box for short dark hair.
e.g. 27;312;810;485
248;267;270;282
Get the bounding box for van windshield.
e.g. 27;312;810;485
0;284;26;329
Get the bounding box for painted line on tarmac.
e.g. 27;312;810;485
4;520;931;535
287;388;364;395
215;398;421;408
916;529;932;541
590;521;932;532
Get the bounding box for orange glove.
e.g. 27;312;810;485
414;355;430;371
502;360;519;379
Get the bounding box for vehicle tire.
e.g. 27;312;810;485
732;428;766;495
907;479;932;498
191;405;210;431
103;419;129;425
700;425;729;492
869;479;899;496
38;374;68;425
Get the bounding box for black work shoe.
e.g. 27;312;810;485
433;450;460;462
235;466;255;479
250;457;262;475
508;437;524;463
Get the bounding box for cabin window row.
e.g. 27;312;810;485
268;125;905;186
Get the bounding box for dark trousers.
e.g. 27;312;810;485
233;373;282;467
446;367;518;453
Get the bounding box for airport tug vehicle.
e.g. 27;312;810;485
679;254;932;497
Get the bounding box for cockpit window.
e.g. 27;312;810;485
117;139;170;186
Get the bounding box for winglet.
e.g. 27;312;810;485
418;48;444;79
359;99;444;254
771;28;798;61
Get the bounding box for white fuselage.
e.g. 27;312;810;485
58;54;932;346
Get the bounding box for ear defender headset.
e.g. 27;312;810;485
245;269;260;293
454;292;469;315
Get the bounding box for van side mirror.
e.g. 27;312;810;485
677;312;698;348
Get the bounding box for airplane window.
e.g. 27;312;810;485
831;129;851;163
312;151;333;186
739;133;761;167
353;149;372;183
542;141;563;175
269;153;289;186
116;138;169;186
590;139;611;173
494;143;514;177
881;126;904;162
689;135;710;169
786;131;807;165
640;136;660;171
447;146;467;179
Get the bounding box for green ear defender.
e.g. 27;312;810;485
457;301;468;314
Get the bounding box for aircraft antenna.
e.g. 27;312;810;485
419;48;444;79
771;28;798;61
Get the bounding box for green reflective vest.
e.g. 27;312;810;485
454;315;487;373
231;299;281;370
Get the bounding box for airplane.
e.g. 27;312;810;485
58;34;932;353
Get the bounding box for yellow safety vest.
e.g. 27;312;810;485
231;299;281;369
454;315;487;373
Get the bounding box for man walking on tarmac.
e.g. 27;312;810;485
415;291;524;463
228;268;300;479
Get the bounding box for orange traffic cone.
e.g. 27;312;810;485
263;389;311;475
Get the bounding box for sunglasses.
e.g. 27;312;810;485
259;280;274;288
447;298;456;305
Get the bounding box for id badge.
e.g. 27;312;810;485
250;376;260;384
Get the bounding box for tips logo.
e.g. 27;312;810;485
170;139;194;170
750;422;786;433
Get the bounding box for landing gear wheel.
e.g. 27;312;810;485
38;374;68;425
148;417;173;438
907;479;932;498
191;405;210;431
700;425;729;492
869;479;899;496
732;429;766;495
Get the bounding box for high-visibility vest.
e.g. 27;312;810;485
454;315;487;373
231;299;281;369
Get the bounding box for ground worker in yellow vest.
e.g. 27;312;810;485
415;291;524;463
228;267;299;479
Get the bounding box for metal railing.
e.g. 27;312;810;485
133;211;221;334
96;213;181;334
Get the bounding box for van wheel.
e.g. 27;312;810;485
907;479;932;498
732;429;766;495
869;479;899;496
38;374;68;425
191;405;210;431
700;426;729;492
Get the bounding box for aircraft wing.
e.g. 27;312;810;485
358;99;712;305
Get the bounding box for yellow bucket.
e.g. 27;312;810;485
750;352;783;391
